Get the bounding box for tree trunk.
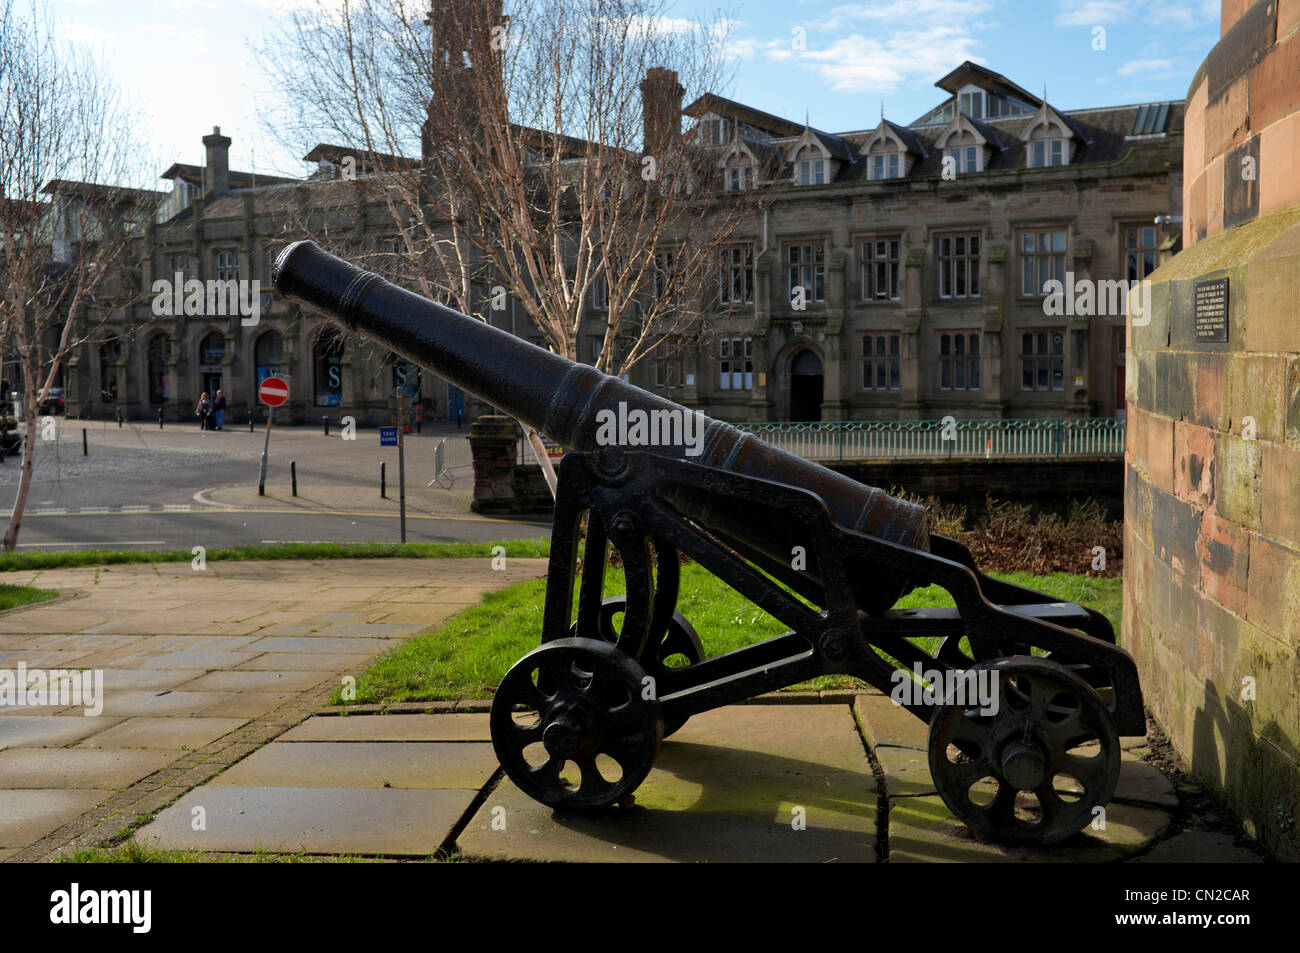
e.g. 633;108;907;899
2;415;37;552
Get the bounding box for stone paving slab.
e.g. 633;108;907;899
235;653;375;672
93;690;234;717
197;692;296;718
0;716;117;749
0;790;112;848
0;748;176;789
177;670;329;692
135;786;475;856
458;705;877;863
97;669;209;691
77;716;248;750
280;713;491;742
211;741;499;790
245;636;406;654
854;693;930;750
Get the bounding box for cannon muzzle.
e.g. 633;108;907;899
273;240;929;610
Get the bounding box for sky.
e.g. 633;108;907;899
33;0;1221;184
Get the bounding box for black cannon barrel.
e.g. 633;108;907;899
273;240;929;610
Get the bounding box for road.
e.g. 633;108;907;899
0;418;550;550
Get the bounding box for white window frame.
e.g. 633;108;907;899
859;237;901;301
939;332;981;391
861;333;901;391
718;336;753;390
937;234;981;300
1019;229;1067;297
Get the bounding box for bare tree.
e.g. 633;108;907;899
0;0;156;550
258;0;752;376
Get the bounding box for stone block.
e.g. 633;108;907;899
1174;420;1216;506
1245;535;1300;645
1197;511;1250;615
1261;442;1300;545
1214;433;1262;530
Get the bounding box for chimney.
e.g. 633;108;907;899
202;126;231;196
640;67;684;157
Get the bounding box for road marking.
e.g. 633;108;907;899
162;504;192;510
34;508;67;515
120;505;152;512
17;540;166;548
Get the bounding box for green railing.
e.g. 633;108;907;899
731;418;1126;462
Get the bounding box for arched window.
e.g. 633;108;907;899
392;357;420;399
99;339;121;403
199;332;225;368
147;335;170;404
254;331;282;389
313;327;346;406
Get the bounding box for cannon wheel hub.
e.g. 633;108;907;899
927;656;1121;846
491;638;663;810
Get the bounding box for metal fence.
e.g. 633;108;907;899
730;418;1126;461
515;417;1124;464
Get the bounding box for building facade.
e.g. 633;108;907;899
54;62;1183;428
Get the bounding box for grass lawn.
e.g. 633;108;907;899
0;539;549;573
339;565;1122;705
0;583;59;611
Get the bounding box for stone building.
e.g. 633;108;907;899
50;61;1182;428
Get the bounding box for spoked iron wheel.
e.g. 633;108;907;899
569;596;704;737
491;637;663;810
927;656;1120;845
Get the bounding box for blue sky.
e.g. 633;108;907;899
37;0;1220;182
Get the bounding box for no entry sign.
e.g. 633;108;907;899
258;376;289;407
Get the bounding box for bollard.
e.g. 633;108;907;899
380;461;386;499
322;415;329;437
291;460;297;497
82;428;87;456
249;412;255;433
116;408;123;428
158;408;164;429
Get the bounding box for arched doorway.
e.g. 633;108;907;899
790;349;823;421
254;330;282;393
198;332;224;400
146;335;170;405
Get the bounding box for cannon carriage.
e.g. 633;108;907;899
274;240;1144;846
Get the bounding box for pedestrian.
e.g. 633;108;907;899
213;389;226;431
196;392;211;431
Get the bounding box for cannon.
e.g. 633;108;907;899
274;240;1144;845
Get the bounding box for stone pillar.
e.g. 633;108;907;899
899;248;926;419
469;415;519;514
1125;0;1300;862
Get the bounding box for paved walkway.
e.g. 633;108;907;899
0;558;1268;863
0;557;546;861
132;695;1265;863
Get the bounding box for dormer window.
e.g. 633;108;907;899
959;89;985;118
797;157;825;185
726;165;752;191
944;144;981;174
869;152;901;180
1028;138;1065;167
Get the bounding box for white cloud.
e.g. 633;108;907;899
1054;0;1132;26
54;22;114;44
1117;58;1173;75
769;0;996;94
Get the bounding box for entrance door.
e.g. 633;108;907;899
790;349;824;421
447;384;465;424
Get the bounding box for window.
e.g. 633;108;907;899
939;333;981;391
937;234;980;299
944;145;981;174
726;165;752;191
719;244;753;306
797;157;825;185
869;151;901;180
591;271;608;310
1021;330;1065;391
654;357;682;389
859;238;901;301
265;246;279;278
1020;229;1067;296
589;337;604;366
99;339;121;403
652;250;682;304
254;331;282;390
861;334;901;391
787;242;825;304
1029;138;1066;168
215;249;238;282
167;253;189;278
718;336;752;390
960;90;985;118
1125;225;1157;280
313;328;346;406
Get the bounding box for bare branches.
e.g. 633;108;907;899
257;0;749;376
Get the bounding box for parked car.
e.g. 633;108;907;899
8;388;66;417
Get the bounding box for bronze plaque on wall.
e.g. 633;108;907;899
1194;276;1229;343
